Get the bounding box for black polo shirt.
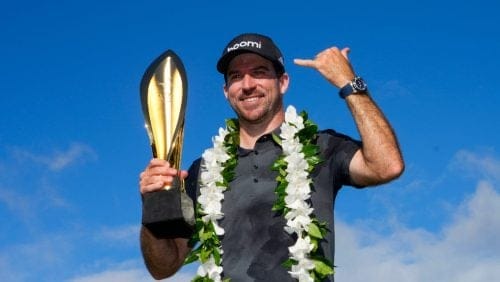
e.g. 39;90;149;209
185;129;362;281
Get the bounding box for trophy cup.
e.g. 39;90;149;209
140;50;194;238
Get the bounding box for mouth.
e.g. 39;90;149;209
239;92;264;102
239;95;264;109
241;96;260;102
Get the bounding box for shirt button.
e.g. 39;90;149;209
253;165;258;169
253;178;258;183
254;151;259;155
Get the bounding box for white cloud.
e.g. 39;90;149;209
0;180;72;228
0;142;93;226
69;270;194;282
68;269;151;282
335;180;500;282
2;149;499;282
378;79;413;98
450;149;500;182
11;142;97;171
71;180;500;282
93;224;140;247
0;187;36;222
0;234;74;282
67;263;195;282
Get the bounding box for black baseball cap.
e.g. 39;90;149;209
216;33;285;75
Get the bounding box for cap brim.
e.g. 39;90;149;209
216;50;285;75
216;49;249;74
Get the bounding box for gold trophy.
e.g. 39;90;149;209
140;50;194;238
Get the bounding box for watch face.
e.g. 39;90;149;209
353;77;367;91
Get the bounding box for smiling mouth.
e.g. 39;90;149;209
240;93;264;102
242;96;259;102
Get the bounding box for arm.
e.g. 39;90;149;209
140;226;190;279
294;47;404;186
139;159;191;279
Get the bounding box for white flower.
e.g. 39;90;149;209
289;257;315;282
282;139;303;155
280;123;297;140
193;106;324;281
289;236;314;260
200;169;222;186
285;153;308;173
286;170;309;183
288;236;315;281
213;127;229;146
279;105;318;281
197;123;231;273
284;105;305;131
197;256;223;282
284;215;313;234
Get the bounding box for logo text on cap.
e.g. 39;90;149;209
227;41;262;52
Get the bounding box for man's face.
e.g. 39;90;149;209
223;53;289;125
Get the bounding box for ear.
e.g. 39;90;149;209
223;84;229;99
279;73;290;95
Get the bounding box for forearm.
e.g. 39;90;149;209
140;226;190;279
346;93;404;185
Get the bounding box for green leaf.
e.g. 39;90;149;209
192;275;204;282
310;237;319;252
200;228;212;241
225;118;238;131
213;247;222;265
184;251;200;265
308;222;323;239
307;156;322;167
279;167;288;176
272;133;283;145
313;257;335;277
299;110;309;121
272;200;285;211
200;248;211;262
282;258;297;268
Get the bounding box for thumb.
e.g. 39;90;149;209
341;47;350;60
179;170;189;180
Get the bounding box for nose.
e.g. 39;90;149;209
241;73;257;92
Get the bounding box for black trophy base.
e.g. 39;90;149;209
142;186;194;239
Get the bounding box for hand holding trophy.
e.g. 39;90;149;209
140;50;194;238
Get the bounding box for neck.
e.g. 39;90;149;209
238;110;284;149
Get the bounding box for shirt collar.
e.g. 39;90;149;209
237;127;282;156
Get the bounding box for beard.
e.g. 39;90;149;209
231;92;284;125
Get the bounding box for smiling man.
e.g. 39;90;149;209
139;33;404;281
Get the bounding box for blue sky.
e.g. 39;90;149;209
1;0;499;281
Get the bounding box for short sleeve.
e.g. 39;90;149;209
316;129;364;188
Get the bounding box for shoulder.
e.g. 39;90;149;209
316;129;361;151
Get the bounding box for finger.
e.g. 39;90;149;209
293;58;316;68
148;158;170;168
141;181;166;193
341;47;350;60
178;170;189;180
140;173;175;192
143;161;174;177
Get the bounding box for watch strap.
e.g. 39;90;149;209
339;83;355;99
339;76;368;99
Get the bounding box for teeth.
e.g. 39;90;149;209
243;97;258;102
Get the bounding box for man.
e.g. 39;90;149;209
139;33;404;281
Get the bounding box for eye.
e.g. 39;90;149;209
227;72;242;82
251;65;275;78
252;68;270;78
253;70;266;77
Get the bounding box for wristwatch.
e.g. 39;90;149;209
339;76;368;99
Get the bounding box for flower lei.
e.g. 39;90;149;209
185;106;334;281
